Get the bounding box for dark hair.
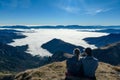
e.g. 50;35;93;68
73;48;80;56
85;47;92;56
73;48;80;54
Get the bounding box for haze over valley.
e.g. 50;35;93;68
0;25;120;56
7;28;108;56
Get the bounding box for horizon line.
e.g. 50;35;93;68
0;24;120;27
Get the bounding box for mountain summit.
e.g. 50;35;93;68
41;38;84;54
14;61;120;80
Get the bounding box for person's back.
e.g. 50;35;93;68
82;48;98;80
65;48;82;80
66;56;81;75
82;56;98;77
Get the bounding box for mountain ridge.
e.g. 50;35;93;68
14;61;120;80
0;42;51;74
41;38;84;54
84;33;120;47
41;38;120;65
1;25;120;29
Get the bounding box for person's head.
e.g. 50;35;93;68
73;48;80;57
85;47;92;56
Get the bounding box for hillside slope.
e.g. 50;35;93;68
83;33;120;47
0;42;44;72
14;61;120;80
41;38;120;65
0;29;26;44
93;41;120;65
41;38;84;54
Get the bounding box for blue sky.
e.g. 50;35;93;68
0;0;120;26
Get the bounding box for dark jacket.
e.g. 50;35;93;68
66;56;82;76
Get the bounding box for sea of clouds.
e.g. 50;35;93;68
8;29;108;56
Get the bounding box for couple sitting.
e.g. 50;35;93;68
65;48;98;80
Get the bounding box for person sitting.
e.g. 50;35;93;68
65;48;82;80
81;47;98;80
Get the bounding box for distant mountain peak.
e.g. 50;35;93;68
41;38;84;54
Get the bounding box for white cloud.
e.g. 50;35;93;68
96;9;103;13
60;6;80;13
9;29;108;56
86;8;112;15
56;0;112;15
56;0;81;14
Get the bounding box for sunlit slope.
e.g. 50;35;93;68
15;61;120;80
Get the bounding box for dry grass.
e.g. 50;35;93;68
14;61;120;80
112;66;120;72
15;61;66;80
96;62;120;80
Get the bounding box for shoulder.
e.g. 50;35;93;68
82;56;98;61
92;57;98;61
78;57;84;63
81;56;87;60
67;57;75;61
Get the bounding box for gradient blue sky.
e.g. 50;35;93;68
0;0;120;26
